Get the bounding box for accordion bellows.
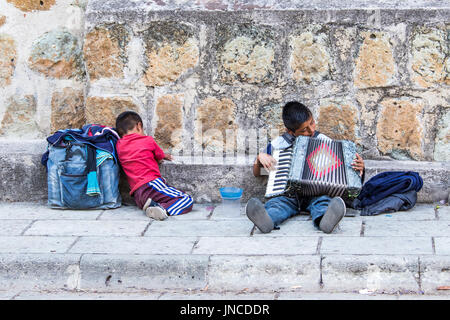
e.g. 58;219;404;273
265;136;362;200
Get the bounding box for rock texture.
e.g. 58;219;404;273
354;32;396;88
411;26;450;88
376;98;424;160
141;22;199;87
28;30;84;80
318;102;358;141
6;0;56;12
195;97;237;152
83;25;130;81
85;96;138;128
217;24;275;84
290;28;332;83
0;1;448;162
0;95;39;138
51;88;85;132
154;94;184;150
0;35;16;87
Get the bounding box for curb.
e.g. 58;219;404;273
1;253;450;295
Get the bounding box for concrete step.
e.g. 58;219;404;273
0;202;449;295
1;140;448;203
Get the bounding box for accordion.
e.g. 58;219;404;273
264;136;362;201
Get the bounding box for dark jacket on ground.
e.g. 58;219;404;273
353;190;418;216
353;171;423;209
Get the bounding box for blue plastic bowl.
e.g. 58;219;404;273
220;187;243;200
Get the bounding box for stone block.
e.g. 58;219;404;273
420;256;450;294
321;237;432;255
434;109;450;161
25;220;149;237
289;27;332;84
83;24;130;81
192;236;319;255
258;102;284;133
317;102;358;141
0;253;81;291
0;220;32;236
354;31;396;88
140;22;199;86
51;87;85;132
6;0;56;12
145;220;254;237
0;202;104;220
411;26;450;88
80;254;209;291
153;93;184;150
363;220;450;237
217;24;275;84
69;236;197;254
85;96;139;128
376;98;425;160
363;204;435;221
433;237;450;255
195;97;237;152
0;95;40;138
321;255;420;293
208;255;321;291
0;35;16;87
28;29;84;80
0;236;76;254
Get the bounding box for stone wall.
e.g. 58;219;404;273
0;0;449;163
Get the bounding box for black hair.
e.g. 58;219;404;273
282;101;312;132
115;111;143;137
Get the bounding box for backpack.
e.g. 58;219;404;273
42;125;122;209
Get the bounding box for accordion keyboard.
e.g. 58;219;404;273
265;146;293;198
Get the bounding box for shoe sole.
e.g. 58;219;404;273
245;198;274;233
319;197;346;234
145;206;168;220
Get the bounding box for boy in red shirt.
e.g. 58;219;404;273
115;111;193;220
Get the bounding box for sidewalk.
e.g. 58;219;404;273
0;201;449;297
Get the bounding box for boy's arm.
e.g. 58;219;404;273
150;137;167;162
253;153;277;177
352;153;365;178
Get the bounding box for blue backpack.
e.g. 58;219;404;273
42;125;122;209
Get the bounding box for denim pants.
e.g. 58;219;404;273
264;195;332;228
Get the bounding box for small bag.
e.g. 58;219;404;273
45;137;121;209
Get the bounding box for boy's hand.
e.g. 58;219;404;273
257;153;277;171
164;154;174;161
351;153;365;177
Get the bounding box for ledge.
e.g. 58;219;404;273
0;140;448;204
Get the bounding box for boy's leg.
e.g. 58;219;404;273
133;183;168;220
147;178;194;216
307;195;346;233
246;196;299;233
264;196;300;227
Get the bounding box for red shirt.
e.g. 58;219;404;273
116;133;166;195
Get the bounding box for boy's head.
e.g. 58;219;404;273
282;101;315;137
115;111;144;137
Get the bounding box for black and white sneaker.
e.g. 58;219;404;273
319;196;346;234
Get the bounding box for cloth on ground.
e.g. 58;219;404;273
358;190;417;216
353;171;423;209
